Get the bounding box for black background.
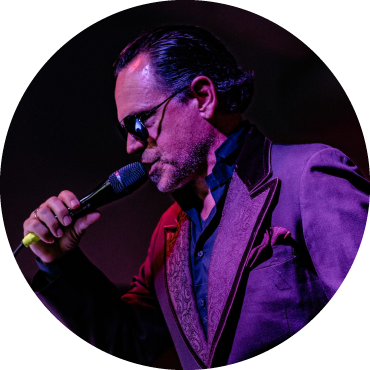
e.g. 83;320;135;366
1;1;368;291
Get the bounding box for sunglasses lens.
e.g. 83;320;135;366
117;122;128;138
123;116;149;141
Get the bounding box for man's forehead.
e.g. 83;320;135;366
127;54;151;74
115;54;165;117
115;54;154;96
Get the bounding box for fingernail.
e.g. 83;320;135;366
63;215;72;226
56;229;64;237
71;199;79;208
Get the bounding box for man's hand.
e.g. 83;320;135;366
23;190;101;263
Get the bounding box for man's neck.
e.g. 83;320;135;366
189;178;215;221
190;114;243;219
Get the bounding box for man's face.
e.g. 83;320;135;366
115;54;215;192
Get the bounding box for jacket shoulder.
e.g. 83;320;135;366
271;142;330;179
271;142;366;181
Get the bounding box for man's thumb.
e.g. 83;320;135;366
74;212;101;234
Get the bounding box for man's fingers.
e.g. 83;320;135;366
23;218;54;244
58;190;80;210
35;206;64;237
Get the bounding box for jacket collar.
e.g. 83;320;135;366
165;177;279;368
236;124;272;194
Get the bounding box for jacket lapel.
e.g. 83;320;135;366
207;174;278;363
206;126;278;363
165;212;209;368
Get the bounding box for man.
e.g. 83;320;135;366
24;25;369;369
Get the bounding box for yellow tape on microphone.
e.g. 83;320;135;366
22;232;41;247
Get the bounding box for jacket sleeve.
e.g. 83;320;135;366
299;147;369;300
31;217;173;366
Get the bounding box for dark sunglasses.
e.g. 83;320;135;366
118;85;188;141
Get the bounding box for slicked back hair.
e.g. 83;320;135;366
113;25;254;114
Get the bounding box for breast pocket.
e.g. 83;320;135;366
247;226;296;271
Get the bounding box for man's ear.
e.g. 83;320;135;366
190;76;217;119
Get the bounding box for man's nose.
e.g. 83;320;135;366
126;134;146;154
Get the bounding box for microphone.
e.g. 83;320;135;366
65;162;148;219
16;162;148;255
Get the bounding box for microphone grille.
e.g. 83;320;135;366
109;162;148;195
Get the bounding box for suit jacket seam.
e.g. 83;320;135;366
298;148;333;301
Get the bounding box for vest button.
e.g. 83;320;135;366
197;250;204;258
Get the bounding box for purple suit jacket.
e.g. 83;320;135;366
32;126;369;369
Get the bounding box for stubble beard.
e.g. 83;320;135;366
151;135;215;193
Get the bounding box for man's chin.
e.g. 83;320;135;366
154;180;178;193
150;173;181;193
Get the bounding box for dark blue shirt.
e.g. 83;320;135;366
172;123;249;336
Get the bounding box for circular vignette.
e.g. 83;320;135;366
2;1;369;368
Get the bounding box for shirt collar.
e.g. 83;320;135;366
173;121;249;207
205;122;249;190
214;122;249;160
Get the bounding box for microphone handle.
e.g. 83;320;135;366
54;180;115;221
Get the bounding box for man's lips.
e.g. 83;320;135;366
141;159;160;175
